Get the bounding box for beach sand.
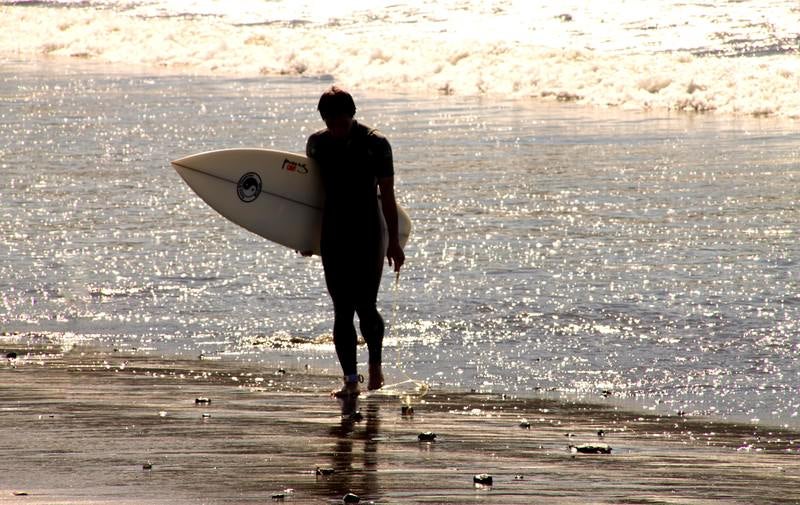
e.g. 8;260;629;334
1;342;798;505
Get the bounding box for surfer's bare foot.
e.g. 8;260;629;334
368;363;384;391
332;378;361;399
333;381;360;419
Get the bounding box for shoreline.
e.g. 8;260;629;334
2;342;799;504
4;330;798;431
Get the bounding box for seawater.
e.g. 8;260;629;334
1;0;800;116
1;0;799;427
1;60;798;428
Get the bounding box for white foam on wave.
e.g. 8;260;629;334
2;1;799;117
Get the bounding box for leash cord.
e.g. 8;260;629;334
380;271;430;403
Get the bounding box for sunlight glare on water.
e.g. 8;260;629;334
0;61;798;426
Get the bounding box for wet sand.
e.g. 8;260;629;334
1;343;799;505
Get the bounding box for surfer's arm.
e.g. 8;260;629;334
296;136;319;257
378;176;405;272
305;133;317;158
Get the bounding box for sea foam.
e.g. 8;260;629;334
2;2;799;117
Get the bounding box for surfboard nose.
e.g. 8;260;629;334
170;155;191;169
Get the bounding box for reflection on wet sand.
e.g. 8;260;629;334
2;344;800;505
322;400;380;501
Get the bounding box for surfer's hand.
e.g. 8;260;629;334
386;241;405;272
297;250;314;257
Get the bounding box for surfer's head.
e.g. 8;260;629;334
317;86;356;120
318;86;356;139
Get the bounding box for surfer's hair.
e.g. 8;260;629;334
317;86;356;119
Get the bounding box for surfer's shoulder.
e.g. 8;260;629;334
357;123;392;169
307;128;329;142
367;128;391;158
356;123;389;151
306;128;329;158
354;122;385;140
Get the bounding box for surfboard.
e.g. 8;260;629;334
171;148;412;255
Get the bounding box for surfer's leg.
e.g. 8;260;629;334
331;309;362;416
330;300;361;417
357;305;385;390
323;250;360;381
333;304;359;378
357;305;384;364
359;227;387;390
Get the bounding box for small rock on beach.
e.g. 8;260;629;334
473;473;493;486
570;443;612;454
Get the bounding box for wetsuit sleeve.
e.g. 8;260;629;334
306;134;317;159
369;132;394;178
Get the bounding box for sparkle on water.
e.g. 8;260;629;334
1;61;798;426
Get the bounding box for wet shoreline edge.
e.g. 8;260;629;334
2;340;799;504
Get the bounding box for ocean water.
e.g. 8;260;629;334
2;0;800;116
1;1;799;427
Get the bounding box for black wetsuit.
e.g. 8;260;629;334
306;121;393;377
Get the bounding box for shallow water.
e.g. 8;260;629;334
0;60;798;427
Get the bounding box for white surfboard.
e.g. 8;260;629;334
171;148;411;255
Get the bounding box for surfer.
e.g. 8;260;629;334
304;86;405;399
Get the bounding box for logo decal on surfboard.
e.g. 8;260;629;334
282;158;308;174
237;172;262;202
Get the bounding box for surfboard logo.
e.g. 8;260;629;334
282;158;308;174
237;172;262;202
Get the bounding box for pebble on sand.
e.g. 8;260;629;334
343;492;360;503
418;432;437;442
272;488;294;501
473;473;493;486
570;443;612;454
195;397;211;404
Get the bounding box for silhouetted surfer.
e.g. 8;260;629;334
304;86;405;402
